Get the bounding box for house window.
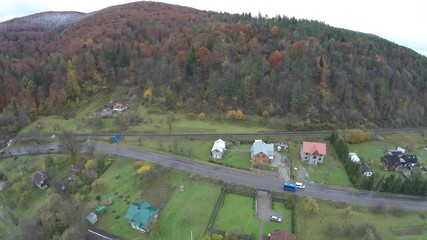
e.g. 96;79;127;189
313;156;317;159
304;157;308;160
305;153;309;155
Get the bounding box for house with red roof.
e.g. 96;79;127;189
300;141;327;165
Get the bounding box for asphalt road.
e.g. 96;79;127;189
3;143;427;211
3;127;427;142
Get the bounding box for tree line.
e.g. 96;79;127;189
1;2;427;136
330;131;427;196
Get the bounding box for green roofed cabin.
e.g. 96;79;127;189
125;201;159;233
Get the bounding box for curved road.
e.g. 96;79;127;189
3;143;427;211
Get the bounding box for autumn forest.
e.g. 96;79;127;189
1;1;427;135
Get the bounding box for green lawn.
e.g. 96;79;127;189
144;179;221;240
213;194;260;238
89;157;222;239
288;141;353;187
297;198;427;240
139;138;213;161
348;132;427;177
304;154;353;187
219;144;252;170
19;101;273;136
263;201;293;235
0;154;62;238
88;157;143;239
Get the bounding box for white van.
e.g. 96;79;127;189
295;182;305;189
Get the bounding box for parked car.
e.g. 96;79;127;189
6;139;12;147
270;215;282;223
296;182;306;189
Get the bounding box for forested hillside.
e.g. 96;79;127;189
1;1;427;135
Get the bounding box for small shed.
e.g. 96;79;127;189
86;212;98;225
349;152;360;163
96;205;106;215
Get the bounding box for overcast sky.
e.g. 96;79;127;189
1;0;426;56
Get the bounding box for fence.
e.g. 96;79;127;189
204;187;254;240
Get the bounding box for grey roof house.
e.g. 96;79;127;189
33;171;49;190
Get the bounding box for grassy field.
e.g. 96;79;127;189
145;178;221;240
0;154;60;238
220;144;252;170
19;99;272;136
297;198;427;240
302;150;353;187
281;137;353;187
263;201;293;235
88;157;222;239
213;194;260;238
348;132;427;177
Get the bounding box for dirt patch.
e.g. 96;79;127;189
296;166;310;182
139;181;175;209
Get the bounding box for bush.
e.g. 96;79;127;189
372;202;386;214
284;194;296;209
185;113;197;120
327;222;341;237
343;129;371;143
342;222;357;237
0;171;8;181
392;206;406;217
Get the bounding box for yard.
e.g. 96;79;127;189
262;201;293;235
284;139;352;187
88;157;222;239
302;152;353;187
348;131;427;176
219;144;252;170
0;154;63;238
213;193;260;238
297;198;427;240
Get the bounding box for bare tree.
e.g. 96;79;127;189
187;146;193;158
166;112;174;130
84;141;96;157
17;218;48;240
31;126;41;144
58;128;83;162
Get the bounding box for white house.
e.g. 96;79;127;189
211;139;226;159
300;141;327;165
349;152;360;163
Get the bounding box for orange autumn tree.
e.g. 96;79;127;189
291;41;304;59
268;50;284;71
270;26;279;38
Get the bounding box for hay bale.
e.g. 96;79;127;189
105;197;113;206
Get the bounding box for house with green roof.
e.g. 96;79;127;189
124;201;159;233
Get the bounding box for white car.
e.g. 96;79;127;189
6;139;12;147
270;215;282;223
296;182;306;189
